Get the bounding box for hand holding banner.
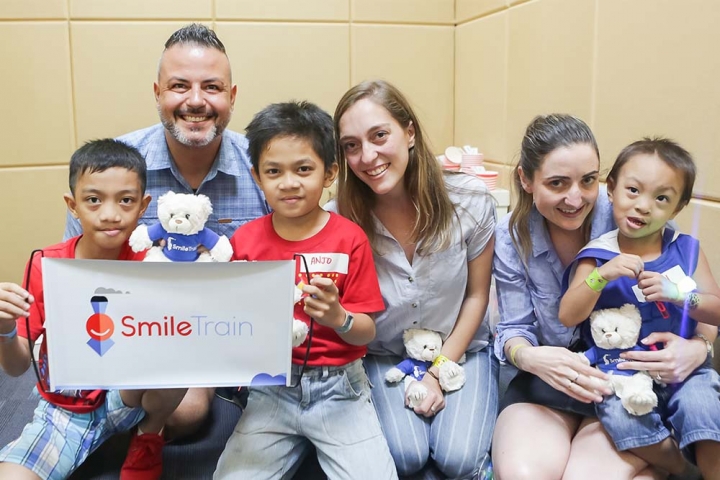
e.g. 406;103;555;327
43;259;294;390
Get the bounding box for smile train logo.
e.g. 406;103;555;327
86;295;115;356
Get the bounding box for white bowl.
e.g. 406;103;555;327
444;146;464;164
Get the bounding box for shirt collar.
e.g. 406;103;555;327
215;134;241;176
145;128;173;171
146;128;240;177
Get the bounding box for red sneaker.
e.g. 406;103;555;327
120;431;164;480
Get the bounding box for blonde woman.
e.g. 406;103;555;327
330;80;497;479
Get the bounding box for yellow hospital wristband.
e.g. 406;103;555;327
432;354;451;369
509;344;528;367
585;268;608;292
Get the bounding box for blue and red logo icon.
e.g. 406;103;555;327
86;295;115;356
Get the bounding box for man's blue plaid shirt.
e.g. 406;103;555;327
64;124;270;240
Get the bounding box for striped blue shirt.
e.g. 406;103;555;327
493;187;615;362
64;124;269;240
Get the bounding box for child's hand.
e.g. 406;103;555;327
637;271;680;303
0;282;32;327
301;277;345;329
597;254;644;282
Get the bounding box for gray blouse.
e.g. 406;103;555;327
330;173;496;357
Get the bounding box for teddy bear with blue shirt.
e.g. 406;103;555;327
580;303;658;416
385;328;466;409
129;191;232;262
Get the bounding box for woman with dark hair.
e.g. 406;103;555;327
492;114;711;479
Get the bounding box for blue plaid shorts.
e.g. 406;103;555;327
0;389;144;480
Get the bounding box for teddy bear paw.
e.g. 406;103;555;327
195;252;216;262
576;352;591;365
209;236;233;262
440;361;462;378
439;361;466;392
384;367;405;384
623;391;658;416
293;285;304;304
405;381;428;409
128;225;153;252
292;319;309;347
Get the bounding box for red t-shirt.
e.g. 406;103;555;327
230;213;385;366
16;236;145;413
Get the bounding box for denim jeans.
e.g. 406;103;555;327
597;362;720;451
364;347;499;479
214;359;397;480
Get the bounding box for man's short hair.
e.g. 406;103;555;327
164;23;226;53
245;101;336;172
68;139;147;195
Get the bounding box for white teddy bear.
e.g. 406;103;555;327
580;304;657;416
385;328;466;409
292;284;309;347
129;191;233;262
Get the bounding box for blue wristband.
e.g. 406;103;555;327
0;325;18;340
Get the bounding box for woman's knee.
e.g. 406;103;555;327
435;452;489;480
493;460;561;480
390;446;428;477
491;404;578;480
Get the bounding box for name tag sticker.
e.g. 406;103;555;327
631;284;646;303
663;265;686;284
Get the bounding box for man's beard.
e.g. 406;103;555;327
159;108;228;147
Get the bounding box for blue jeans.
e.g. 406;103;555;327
214;359;397;480
364;347;499;479
597;362;720;451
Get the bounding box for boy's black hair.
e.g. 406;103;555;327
607;136;696;210
68;139;147;195
245;101;336;172
164;23;226;53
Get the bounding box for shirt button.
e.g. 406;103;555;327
408;276;414;283
412;303;418;308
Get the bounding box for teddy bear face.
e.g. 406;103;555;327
589;303;642;350
403;328;443;362
157;191;213;235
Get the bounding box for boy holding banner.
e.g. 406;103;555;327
0;139;187;480
214;101;397;479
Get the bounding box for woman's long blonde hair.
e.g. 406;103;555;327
509;114;599;259
334;80;455;254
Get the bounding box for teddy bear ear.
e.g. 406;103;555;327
403;329;419;344
619;303;641;320
196;194;213;218
158;190;175;206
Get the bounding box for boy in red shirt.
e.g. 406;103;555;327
0;139;187;480
214;101;397;479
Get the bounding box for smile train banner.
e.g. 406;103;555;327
42;259;295;390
